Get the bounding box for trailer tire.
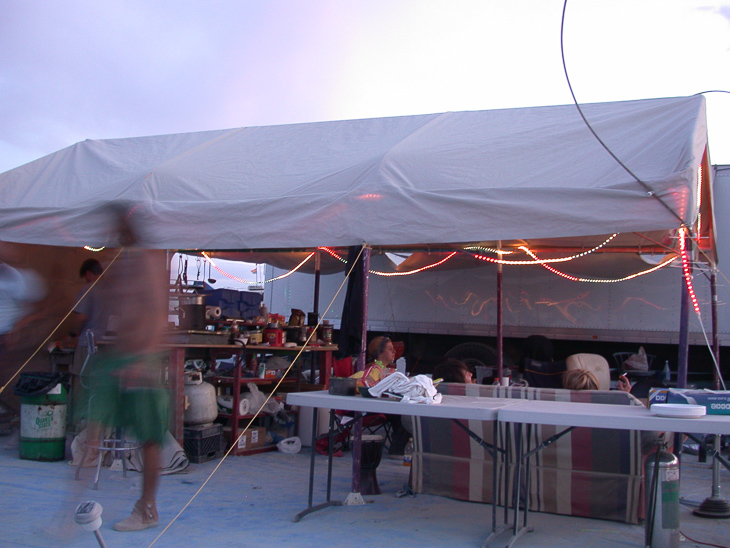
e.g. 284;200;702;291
444;342;500;369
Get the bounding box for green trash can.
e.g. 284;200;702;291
14;372;69;461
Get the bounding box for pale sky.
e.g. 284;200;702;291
1;0;729;175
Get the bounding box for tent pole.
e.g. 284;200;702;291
357;246;371;373
711;269;720;391
313;250;321;317
692;267;730;519
674;239;691;459
496;242;503;380
350;246;370;500
677;241;691;390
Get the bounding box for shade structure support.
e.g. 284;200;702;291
694;269;730;519
674;238;691;460
348;246;370;500
496;242;504;380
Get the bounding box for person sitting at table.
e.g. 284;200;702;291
351;335;396;388
563;368;665;454
563;368;632;393
354;335;410;457
432;358;474;384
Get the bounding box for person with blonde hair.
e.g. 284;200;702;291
562;368;600;390
563;368;632;393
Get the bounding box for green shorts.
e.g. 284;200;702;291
80;352;169;446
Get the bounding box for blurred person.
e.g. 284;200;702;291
66;258;109;420
432;358;474;384
0;243;45;416
78;206;169;532
0;242;45;351
67;258;106;348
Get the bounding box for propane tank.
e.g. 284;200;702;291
644;449;680;548
183;371;218;426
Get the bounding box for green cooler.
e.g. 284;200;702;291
15;372;69;461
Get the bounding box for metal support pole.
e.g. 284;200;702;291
357;246;370;373
676;245;691;390
711;269;721;391
496;245;504;380
313;250;321;317
694;269;730;519
344;246;370;506
674;240;691;459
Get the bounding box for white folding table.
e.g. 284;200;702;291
498;400;730;548
286;391;520;543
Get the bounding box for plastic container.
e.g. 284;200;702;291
14;372;69;461
264;325;285;346
403;437;414;466
248;329;263;345
329;377;357;396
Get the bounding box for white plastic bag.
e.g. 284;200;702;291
244;382;283;415
276;436;302;454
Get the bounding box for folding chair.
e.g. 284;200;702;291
315;357;392;453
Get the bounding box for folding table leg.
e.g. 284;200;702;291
293;407;343;522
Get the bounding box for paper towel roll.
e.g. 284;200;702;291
238;397;250;416
205;306;222;320
217;395;251;416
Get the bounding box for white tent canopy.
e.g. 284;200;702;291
0;95;709;251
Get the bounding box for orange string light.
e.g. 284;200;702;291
317;246;457;276
201;251;314;284
679;227;701;315
522;247;677;283
469;234;619;265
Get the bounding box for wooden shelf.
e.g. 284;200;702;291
218;407;299;421
212;376;296;386
203;343;336;456
234;444;277;456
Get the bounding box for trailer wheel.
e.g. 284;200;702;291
444;342;500;368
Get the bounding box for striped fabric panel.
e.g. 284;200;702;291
416;382;643;523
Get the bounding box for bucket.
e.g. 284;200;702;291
177;293;207;330
15;373;68;461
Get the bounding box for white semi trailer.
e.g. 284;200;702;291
262;165;730;379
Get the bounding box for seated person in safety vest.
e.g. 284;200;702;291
350;336;410;457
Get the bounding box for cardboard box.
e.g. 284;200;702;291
649;388;730;414
236;426;266;450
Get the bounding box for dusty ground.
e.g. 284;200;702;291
0;427;728;548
